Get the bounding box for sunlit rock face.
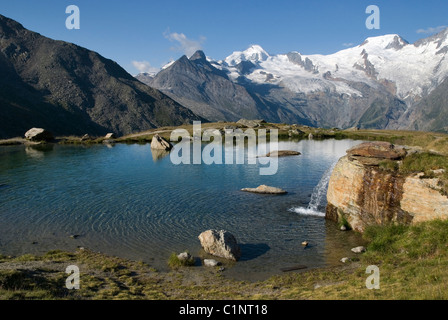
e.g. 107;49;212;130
326;143;448;232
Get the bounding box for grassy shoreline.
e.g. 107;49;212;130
1;219;448;299
2;122;448;155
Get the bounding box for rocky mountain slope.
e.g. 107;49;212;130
138;50;313;125
0;14;202;139
142;30;448;132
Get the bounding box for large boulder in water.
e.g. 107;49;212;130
24;128;53;142
151;134;173;151
198;229;241;261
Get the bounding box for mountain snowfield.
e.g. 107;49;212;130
140;28;448;132
216;31;448;100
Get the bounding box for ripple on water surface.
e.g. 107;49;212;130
0;139;365;280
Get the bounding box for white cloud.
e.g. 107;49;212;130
164;30;206;57
131;60;159;75
342;43;354;47
416;25;447;34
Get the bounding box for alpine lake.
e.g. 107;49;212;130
0;137;366;281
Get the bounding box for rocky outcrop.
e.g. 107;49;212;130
198;229;241;261
401;173;448;223
241;185;287;194
151;134;173;151
24;128;53;142
326;142;448;232
237;119;266;128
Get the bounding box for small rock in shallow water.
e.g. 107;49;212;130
203;259;220;267
69;234;80;239
340;225;347;231
263;150;301;157
340;257;350;263
351;246;366;253
301;241;309;247
241;185;287;194
177;252;192;261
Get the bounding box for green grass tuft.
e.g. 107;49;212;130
167;252;195;268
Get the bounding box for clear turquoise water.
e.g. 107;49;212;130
0;139;365;280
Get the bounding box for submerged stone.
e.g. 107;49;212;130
241;185;287;194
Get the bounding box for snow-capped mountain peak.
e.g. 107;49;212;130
360;34;409;50
224;44;269;66
143;28;448;133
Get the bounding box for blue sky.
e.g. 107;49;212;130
1;0;448;75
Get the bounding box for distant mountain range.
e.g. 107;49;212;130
0;14;202;139
2;13;448;139
138;30;448;132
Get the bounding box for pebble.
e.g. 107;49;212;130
177;252;192;261
203;259;220;267
351;246;366;253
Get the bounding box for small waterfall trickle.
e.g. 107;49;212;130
290;160;338;217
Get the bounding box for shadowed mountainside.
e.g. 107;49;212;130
0;14;203;139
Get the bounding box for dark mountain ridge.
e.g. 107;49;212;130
0;14;202;139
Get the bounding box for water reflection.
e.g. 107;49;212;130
151;149;170;162
25;144;54;159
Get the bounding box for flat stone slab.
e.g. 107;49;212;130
347;141;406;160
263;150;301;157
241;184;287;194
